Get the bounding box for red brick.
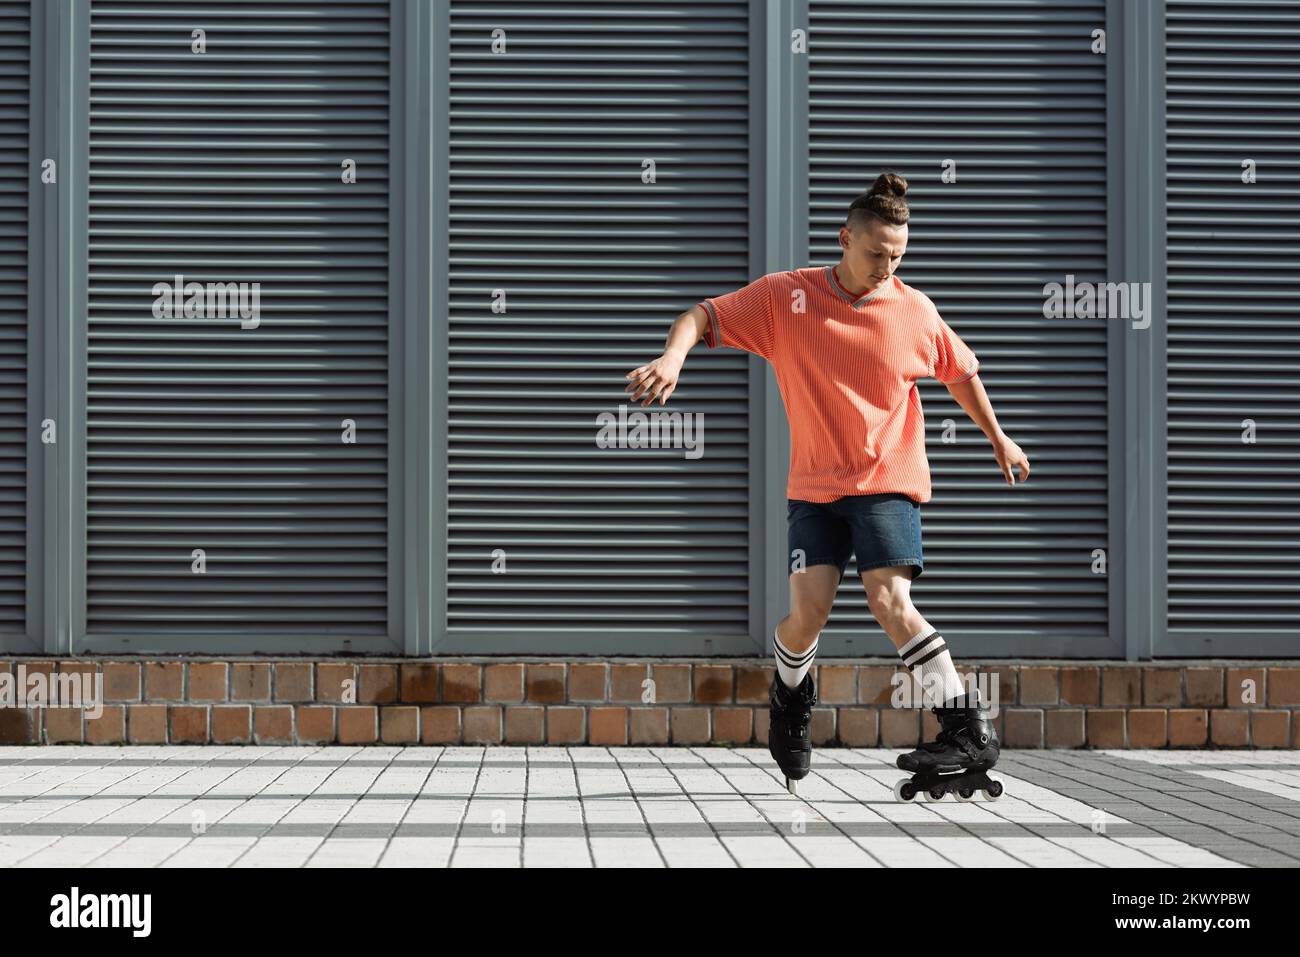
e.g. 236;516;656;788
1142;669;1182;707
484;664;524;703
44;708;84;744
1128;709;1168;748
1210;709;1249;746
879;707;920;747
420;706;461;744
693;664;733;704
273;662;313;702
338;706;378;744
86;705;126;744
443;664;482;703
713;707;753;744
1019;667;1059;706
357;664;397;704
316;663;357;704
169;705;209;744
837;708;878;746
1251;710;1290;748
649;664;691;704
1003;709;1043;747
1101;668;1140;707
102;662;141;702
381;706;420;744
503;706;544;744
1184;667;1224;707
1059;667;1100;707
144;661;184;701
1085;709;1126;748
588;706;627;745
858;666;901;706
818;665;856;705
129;705;168;744
1045;709;1085;748
463;705;501;744
253;705;294;744
1226;668;1265;708
1267;668;1300;706
294;703;334;745
0;696;17;745
670;707;710;744
1169;709;1208;747
399;663;440;703
184;662;226;702
211;705;252;744
629;707;669;745
546;706;585;744
811;708;836;746
567;663;606;703
230;663;271;702
523;664;561;703
735;665;773;704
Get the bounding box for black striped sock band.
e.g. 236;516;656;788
900;631;946;671
775;636;817;668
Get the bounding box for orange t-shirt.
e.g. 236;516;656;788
698;266;978;504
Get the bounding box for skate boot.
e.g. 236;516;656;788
768;672;817;795
893;692;1003;803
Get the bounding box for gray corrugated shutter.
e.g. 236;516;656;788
85;1;391;638
0;1;27;633
446;1;754;650
1165;1;1300;646
808;0;1110;647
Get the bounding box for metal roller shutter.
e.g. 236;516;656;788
0;0;26;634
1165;0;1300;647
808;0;1110;647
446;1;754;650
85;0;391;638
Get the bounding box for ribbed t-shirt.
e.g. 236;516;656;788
698;266;979;503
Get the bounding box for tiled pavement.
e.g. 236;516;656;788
0;746;1297;867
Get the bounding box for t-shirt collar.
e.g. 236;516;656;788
825;265;889;308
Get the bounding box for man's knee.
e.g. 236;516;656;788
864;577;913;624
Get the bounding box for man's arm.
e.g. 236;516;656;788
624;305;709;408
944;374;1031;486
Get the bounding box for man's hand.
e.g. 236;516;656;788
625;350;684;407
992;433;1030;486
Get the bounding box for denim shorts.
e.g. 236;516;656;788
787;493;924;580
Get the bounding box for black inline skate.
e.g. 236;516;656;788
768;672;817;794
893;692;1003;803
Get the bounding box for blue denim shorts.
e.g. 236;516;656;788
787;493;924;580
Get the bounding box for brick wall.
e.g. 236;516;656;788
0;658;1297;747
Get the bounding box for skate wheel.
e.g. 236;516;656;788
983;779;1003;801
786;777;797;795
925;785;946;802
956;785;977;801
892;779;916;802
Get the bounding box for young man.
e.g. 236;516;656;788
625;172;1030;794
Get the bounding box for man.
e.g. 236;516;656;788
625;171;1030;794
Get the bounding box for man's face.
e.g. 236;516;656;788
840;219;907;286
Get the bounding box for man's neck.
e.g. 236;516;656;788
833;263;875;298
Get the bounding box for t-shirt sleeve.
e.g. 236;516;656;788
931;314;979;384
697;275;775;361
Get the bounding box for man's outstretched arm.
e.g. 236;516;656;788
944;374;1031;487
624;305;710;408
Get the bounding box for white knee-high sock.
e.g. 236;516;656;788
774;625;818;690
897;628;975;708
